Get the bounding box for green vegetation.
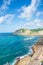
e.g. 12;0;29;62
21;29;26;33
41;60;43;62
14;28;43;35
31;28;43;32
30;28;43;34
41;60;43;65
15;29;28;33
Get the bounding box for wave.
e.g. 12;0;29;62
2;36;40;65
0;51;22;59
11;48;33;65
24;36;35;41
11;37;40;65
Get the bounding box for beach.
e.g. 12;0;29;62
14;38;43;65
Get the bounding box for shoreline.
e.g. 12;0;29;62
13;37;41;65
13;34;43;36
14;37;43;65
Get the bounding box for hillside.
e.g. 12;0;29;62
14;28;43;36
14;29;31;35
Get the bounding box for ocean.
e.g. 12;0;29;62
0;33;40;65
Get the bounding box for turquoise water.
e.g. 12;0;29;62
0;34;40;65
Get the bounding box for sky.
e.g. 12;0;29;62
0;0;43;32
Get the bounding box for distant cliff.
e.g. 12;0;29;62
14;29;31;35
14;28;43;36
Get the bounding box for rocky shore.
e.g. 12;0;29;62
14;38;43;65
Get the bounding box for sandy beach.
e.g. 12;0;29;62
14;38;43;65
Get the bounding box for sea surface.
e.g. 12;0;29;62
0;33;40;65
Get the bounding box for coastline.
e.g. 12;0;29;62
14;38;43;65
13;37;42;65
13;33;43;37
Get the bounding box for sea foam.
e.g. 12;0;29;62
24;36;35;41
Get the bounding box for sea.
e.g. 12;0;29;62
0;33;40;65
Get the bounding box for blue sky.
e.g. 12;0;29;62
0;0;43;32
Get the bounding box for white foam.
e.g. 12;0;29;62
12;48;33;65
24;36;35;41
12;59;18;65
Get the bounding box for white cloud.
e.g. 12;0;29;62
36;11;43;17
18;0;43;29
6;14;15;24
0;14;15;24
20;19;43;29
0;0;13;14
18;0;40;20
34;19;42;27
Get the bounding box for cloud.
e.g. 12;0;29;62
34;19;43;27
0;14;15;24
18;0;40;20
36;11;43;17
20;18;43;29
18;0;43;29
0;0;13;14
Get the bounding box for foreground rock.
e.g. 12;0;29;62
14;38;43;65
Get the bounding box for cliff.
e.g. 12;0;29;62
14;28;43;36
14;38;43;65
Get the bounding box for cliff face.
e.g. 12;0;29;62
14;38;43;65
14;28;43;36
14;29;31;35
32;38;43;52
